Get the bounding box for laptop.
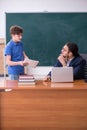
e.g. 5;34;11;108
51;67;73;82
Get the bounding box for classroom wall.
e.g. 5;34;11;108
0;0;87;78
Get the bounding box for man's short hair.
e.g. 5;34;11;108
66;42;79;56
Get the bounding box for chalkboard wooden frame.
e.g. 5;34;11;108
6;12;87;66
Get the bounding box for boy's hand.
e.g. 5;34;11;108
19;61;29;66
22;60;29;66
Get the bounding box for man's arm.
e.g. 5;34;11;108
73;59;86;79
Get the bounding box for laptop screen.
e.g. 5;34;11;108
51;67;73;82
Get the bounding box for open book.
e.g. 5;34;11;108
24;58;39;68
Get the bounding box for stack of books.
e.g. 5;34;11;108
18;75;35;85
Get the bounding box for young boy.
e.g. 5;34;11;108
5;25;29;80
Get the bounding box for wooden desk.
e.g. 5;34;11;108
0;80;87;130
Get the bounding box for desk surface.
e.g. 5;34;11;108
0;80;87;90
1;80;87;130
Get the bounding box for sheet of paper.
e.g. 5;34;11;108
24;58;39;67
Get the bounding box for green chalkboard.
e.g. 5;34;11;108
6;13;87;66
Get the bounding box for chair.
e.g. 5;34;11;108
80;54;87;82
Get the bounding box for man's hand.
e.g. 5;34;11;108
58;54;67;67
43;75;51;82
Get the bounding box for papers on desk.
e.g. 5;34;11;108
24;58;39;68
5;89;12;92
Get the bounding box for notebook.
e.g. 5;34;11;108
51;67;73;82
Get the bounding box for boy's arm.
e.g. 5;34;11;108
6;55;25;66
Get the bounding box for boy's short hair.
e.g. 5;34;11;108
10;25;23;35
